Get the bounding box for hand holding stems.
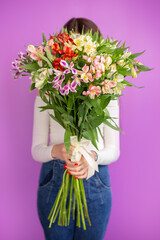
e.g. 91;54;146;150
64;151;97;179
49;142;93;229
51;143;97;179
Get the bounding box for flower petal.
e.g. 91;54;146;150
60;60;69;68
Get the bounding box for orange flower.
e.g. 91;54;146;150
62;46;79;61
57;32;76;46
53;58;65;71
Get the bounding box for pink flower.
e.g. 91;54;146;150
93;55;101;66
82;84;101;99
94;70;102;79
83;55;92;63
100;79;117;94
27;45;45;67
80;64;94;83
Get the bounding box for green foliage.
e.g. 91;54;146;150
38;53;53;68
19;62;40;71
30;83;36;92
46;46;54;61
42;32;47;44
64;128;71;155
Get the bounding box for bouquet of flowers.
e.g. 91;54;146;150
11;27;153;229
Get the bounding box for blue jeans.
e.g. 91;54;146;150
37;159;112;240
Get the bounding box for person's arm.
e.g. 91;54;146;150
31;95;56;162
90;99;120;165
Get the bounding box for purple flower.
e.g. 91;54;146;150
11;51;29;79
60;60;77;75
59;80;77;96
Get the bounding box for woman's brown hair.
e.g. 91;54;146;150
60;17;102;38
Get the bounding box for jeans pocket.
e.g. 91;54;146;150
38;161;54;190
95;166;111;190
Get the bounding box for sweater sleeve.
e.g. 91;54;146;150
31;96;55;162
91;99;120;165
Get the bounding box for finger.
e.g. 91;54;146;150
74;172;88;179
66;167;88;177
65;164;84;172
64;158;75;167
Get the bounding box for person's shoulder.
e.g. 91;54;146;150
107;98;119;108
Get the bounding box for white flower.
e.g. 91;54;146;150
121;49;131;59
113;73;124;82
35;77;45;89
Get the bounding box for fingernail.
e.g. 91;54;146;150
74;176;78;179
63;165;67;169
74;163;78;166
67;171;71;174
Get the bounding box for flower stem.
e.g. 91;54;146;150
76;178;86;230
79;179;91;226
67;175;74;225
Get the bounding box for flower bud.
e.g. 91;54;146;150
131;66;137;78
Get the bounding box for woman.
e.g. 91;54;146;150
31;17;120;240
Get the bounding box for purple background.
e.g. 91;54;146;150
0;0;160;239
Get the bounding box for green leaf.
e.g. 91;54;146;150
38;53;53;68
64;128;71;155
42;32;47;44
49;113;65;128
97;126;103;140
30;83;36;92
136;64;154;72
67;95;74;114
38;105;54;112
129;50;146;59
39;89;50;104
19;62;39;71
56;106;67;114
100;95;111;109
103;119;124;133
121;79;145;88
46;46;54;62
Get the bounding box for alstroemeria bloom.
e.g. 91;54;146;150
83;55;92;63
105;56;112;68
71;75;81;86
94;70;102;79
100;79;117;94
107;63;117;78
52;79;63;90
60;60;77;74
52;68;65;83
121;50;131;59
80;64;94;83
60;80;77;95
113;73;124;83
37;68;53;80
82;84;101;99
27;45;45;67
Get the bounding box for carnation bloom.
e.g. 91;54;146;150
82;84;101;99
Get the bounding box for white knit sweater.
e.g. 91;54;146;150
31;95;120;165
